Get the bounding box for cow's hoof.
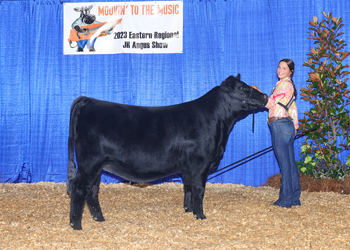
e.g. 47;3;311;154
70;222;82;230
184;207;193;213
194;214;206;220
93;216;105;222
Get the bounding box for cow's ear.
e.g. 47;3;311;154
220;75;235;92
235;74;241;80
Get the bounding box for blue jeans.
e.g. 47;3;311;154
268;117;301;207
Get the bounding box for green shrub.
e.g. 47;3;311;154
298;12;350;176
298;149;350;181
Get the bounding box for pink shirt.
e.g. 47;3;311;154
266;77;299;130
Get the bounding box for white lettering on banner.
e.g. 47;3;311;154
63;1;183;55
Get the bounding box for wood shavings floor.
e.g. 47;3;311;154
1;182;350;249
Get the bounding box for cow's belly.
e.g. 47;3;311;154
102;162;181;183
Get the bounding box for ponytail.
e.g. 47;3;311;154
290;78;297;98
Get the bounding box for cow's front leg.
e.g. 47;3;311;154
69;174;90;230
192;170;208;220
182;172;193;212
86;173;105;222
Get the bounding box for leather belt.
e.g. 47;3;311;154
268;116;284;123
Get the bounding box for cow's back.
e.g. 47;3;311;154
72;93;227;182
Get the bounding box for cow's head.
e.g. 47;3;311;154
220;74;268;109
74;5;96;25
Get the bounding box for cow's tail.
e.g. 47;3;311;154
67;96;87;194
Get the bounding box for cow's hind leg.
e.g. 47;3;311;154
182;172;193;212
86;172;105;222
69;173;90;230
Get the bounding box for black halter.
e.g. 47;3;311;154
230;88;254;109
230;88;256;132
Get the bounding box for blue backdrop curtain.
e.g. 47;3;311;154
0;0;349;186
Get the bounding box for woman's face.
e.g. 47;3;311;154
277;61;293;80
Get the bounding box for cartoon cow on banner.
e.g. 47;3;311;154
68;5;122;52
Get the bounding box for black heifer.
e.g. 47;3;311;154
67;74;268;230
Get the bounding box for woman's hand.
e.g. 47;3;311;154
252;85;262;92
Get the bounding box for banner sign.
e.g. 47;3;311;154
63;1;183;55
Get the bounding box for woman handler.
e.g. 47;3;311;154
254;59;301;208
